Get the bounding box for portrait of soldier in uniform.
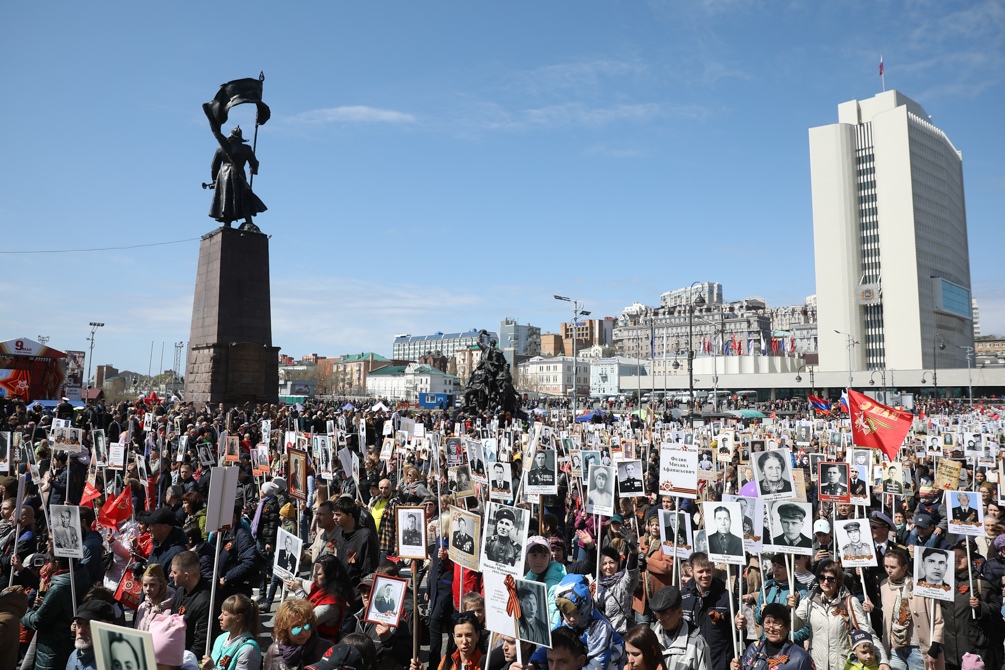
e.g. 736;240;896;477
840;521;870;559
485;506;523;567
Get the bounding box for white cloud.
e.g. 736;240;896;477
284;106;417;125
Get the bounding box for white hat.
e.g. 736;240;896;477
813;519;831;534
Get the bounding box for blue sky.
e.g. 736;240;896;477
2;1;1003;376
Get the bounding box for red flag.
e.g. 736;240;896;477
98;487;133;529
80;481;101;508
848;389;914;461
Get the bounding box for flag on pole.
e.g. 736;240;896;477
80;481;101;508
840;391;849;412
807;394;832;416
848;389;914;461
203;76;271;135
879;55;884;76
98;487;133;529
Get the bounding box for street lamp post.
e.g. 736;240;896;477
932;335;946;401
86;322;105;393
834;330;857;390
686;282;706;427
959;345;974;406
795;364;815;395
554;296;590;420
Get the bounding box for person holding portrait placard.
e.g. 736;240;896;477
941;540;1000;670
877;546;944;670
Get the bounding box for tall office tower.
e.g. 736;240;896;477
810;90;973;375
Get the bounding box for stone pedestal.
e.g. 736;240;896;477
186;226;279;405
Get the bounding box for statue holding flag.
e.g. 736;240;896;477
202;75;271;232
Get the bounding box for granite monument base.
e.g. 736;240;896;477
186;226;279;405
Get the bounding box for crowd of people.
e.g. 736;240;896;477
0;393;1002;670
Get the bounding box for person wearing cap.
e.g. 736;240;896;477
731;603;812;670
772;504;812;549
942;540;1000;670
485;507;522;567
147;506;189;583
841;522;871;560
907;514;952;552
647;585;711;670
877;545;944;670
67;599;116;670
812;519;836;565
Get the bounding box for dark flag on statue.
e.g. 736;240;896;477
848;389;913;461
203;75;271;135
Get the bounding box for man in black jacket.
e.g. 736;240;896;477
217;505;261;599
170;550;215;656
147;508;189;585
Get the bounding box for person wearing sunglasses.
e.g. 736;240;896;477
793;561;890;670
264;598;333;670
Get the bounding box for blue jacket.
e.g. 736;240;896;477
738;639;813;670
218;520;260;587
526;558;567;627
756;579;810;643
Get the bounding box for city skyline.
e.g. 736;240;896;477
3;2;1003;374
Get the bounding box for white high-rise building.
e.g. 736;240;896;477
809;90;973;375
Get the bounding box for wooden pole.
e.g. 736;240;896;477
206;531;224;659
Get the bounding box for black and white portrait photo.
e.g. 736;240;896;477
795;424;812;446
703;501;745;565
396;506;427;560
724;494;764;553
580;450;601;481
658;509;693;558
834;519;876;567
480;502;529;576
0;432;9;473
51;504;83;559
466;439;487;482
913;546;954;601
364;575;409;627
617;459;645;496
698;449;715;473
767;501;813;555
569;450;583;478
754;449;795;501
817;462;850;502
449;464;475;499
948;490;984;536
585;463;616;516
525;447;557;495
515;579;551;647
92;621;156;670
273;527;302;580
448;506;481;571
197;444;216;468
882;462;906;495
489;461;513;501
91;429;107;468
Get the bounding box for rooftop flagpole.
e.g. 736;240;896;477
880;55;885;92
